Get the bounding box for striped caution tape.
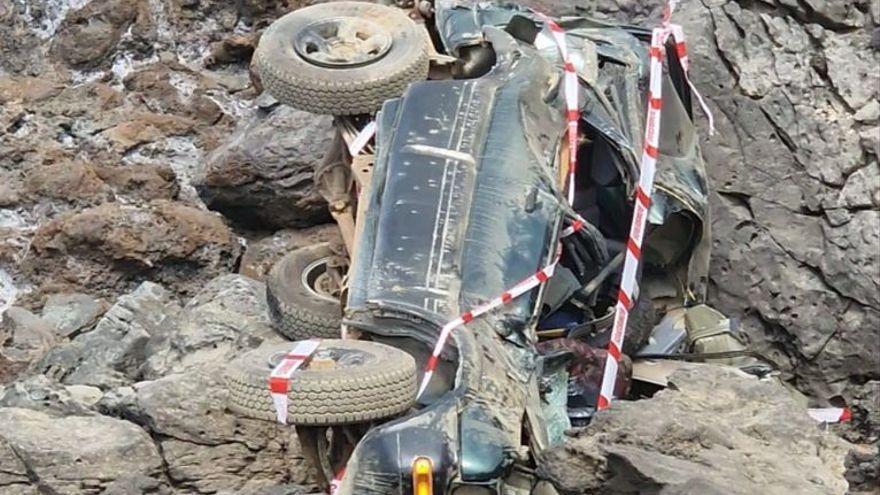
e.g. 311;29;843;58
329;467;345;495
268;339;321;424
347;120;377;156
596;26;666;411
534;12;581;205
597;3;715;410
807;407;852;424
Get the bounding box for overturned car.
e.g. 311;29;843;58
225;2;745;493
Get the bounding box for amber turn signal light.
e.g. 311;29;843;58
412;456;433;495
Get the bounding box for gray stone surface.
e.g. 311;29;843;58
37;282;181;389
0;407;164;494
195;100;334;230
104;365;313;494
41;293;108;338
144;274;284;378
0;307;55;365
0;374;99;416
538;363;852;495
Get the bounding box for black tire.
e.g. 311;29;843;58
267;243;342;340
254;1;429;115
622;291;659;355
226;340;417;425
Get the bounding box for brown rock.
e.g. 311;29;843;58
24;162;111;205
0;76;64;104
206;33;260;67
95;163;180;201
23;201;241;301
53;0;141;69
100;112;196;152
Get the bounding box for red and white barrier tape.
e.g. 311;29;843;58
329;467;345;495
596;26;665;411
807;407;852;424
597;4;715;410
347;120;377;156
668;24;715;135
268;339;320;424
416;13;582;399
534;12;580;205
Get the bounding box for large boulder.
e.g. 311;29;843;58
539;363;851;494
36;282;181;389
196;100;334;230
104;365;313;493
145;274;284;378
23;200;242;302
0;407;164;494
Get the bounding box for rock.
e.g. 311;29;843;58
23;161;112;205
207;33;260;67
41;293;108;338
0;375;98;416
99;112;197;153
845;380;880;450
145;274;283;378
105;365;313;493
196;104;334;230
37;282;181;389
65;385;105;408
95;163;181;202
102;474;172;495
52;0;140;69
239;224;340;281
845;443;880;494
0;183;19;207
0;407;164;494
0;307;56;365
122;64;225;125
23;200;242;302
854;100;880;122
538;363;851;495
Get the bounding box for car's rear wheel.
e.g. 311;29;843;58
267;243;343;340
226;340;417;425
254;1;429;115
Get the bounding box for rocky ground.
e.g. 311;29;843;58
0;0;876;493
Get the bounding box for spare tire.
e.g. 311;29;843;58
267;243;342;340
254;1;430;115
226;340;417;425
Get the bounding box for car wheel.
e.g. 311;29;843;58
254;1;430;115
226;340;417;425
622;290;659;355
267;243;343;340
